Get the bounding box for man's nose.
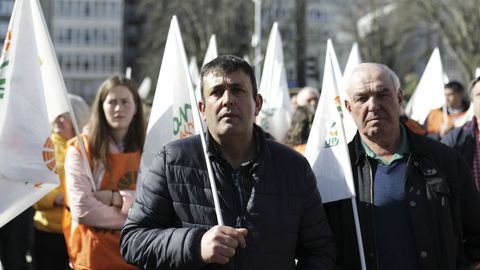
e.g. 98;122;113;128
367;97;378;111
221;90;234;106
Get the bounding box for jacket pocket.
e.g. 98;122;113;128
425;177;450;207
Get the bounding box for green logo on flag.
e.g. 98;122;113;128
324;121;339;148
173;103;194;138
0;59;8;100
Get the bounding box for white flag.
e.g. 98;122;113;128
138;76;152;101
0;0;70;227
341;42;361;143
405;48;445;124
193;34;218;134
201;35;218;69
343;43;362;83
304;39;355;203
189;56;200;88
141;16;198;172
256;22;291;141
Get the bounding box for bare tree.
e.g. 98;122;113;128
414;0;480;81
133;0;254;88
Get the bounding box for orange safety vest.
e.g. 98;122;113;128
62;136;140;270
426;108;468;135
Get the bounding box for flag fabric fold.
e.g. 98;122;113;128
405;48;446;124
0;0;70;227
341;42;361;143
141;16;199;176
256;22;291;142
304;39;355;203
193;34;217;134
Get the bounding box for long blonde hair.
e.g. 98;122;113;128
88;75;146;170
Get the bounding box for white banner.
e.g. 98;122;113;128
0;0;65;227
304;40;355;203
256;22;291;141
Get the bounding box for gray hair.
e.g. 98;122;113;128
347;63;401;94
297;86;319;106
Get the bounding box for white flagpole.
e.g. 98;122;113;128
173;16;223;225
331;48;367;270
32;0;96;191
188;88;224;225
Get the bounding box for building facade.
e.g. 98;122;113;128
52;0;124;101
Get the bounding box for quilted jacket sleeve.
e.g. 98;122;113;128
120;148;207;270
295;164;336;269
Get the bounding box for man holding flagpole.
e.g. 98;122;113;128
120;55;335;269
325;63;480;270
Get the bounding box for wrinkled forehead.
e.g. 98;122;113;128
347;66;394;94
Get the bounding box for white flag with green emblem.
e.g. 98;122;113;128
0;0;66;227
304;39;355;203
256;22;291;141
141;16;199;172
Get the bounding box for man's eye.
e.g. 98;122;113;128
356;97;367;103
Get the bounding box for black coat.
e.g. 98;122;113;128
441;119;476;170
120;127;336;270
324;127;480;270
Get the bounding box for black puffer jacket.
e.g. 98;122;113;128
324;127;480;270
120;127;335;270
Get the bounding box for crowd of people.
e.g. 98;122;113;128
1;55;480;270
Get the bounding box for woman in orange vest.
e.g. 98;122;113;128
63;75;146;270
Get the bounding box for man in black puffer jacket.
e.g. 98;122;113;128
120;55;336;269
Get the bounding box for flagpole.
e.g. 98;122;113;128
186;74;224;226
329;43;366;270
32;0;96;192
351;198;367;269
174;15;224;225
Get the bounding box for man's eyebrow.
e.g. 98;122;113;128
213;82;245;89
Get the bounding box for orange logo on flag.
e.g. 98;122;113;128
42;137;57;174
2;31;11;53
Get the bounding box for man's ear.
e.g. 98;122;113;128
198;100;206;121
397;89;404;106
344;99;352;113
254;94;263;116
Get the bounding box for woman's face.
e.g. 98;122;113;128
102;85;137;133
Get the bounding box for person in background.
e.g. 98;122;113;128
120;55;335;269
290;94;298;114
64;75;145;270
424;81;470;139
283;105;315;153
442;77;480;188
296;86;320;110
325;63;480;269
0;208;34;270
33;94;90;270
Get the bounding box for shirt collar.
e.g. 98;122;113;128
360;124;410;165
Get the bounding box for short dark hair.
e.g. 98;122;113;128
200;55;258;100
468;77;480;97
444;81;464;93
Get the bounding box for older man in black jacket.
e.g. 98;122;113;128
120;55;335;269
324;63;480;270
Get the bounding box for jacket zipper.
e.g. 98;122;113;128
365;157;380;269
232;171;245;228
